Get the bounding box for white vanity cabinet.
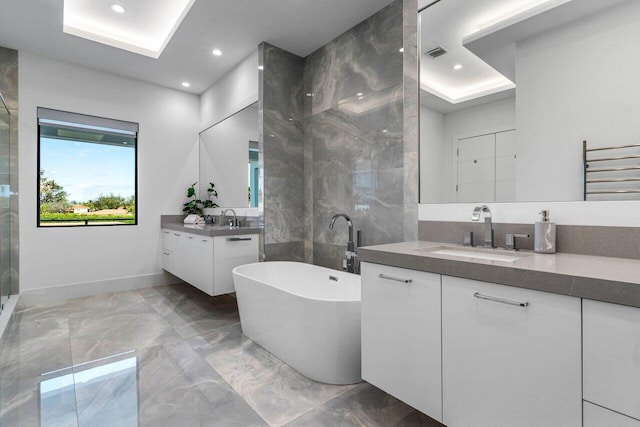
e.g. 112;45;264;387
584;299;640;422
360;262;442;421
441;276;582;427
161;229;258;296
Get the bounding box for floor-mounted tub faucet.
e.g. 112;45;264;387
329;213;360;274
472;205;494;248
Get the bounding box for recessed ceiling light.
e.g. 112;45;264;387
212;49;222;56
357;92;363;96
110;4;126;13
399;47;404;53
382;129;388;133
258;65;264;70
358;96;364;100
453;64;463;70
181;82;190;87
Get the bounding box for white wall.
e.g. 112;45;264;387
419;105;444;202
19;52;200;303
199;103;258;207
420;97;515;203
199;50;258;131
516;1;640;201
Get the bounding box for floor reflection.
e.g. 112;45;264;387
1;286;440;426
40;352;138;427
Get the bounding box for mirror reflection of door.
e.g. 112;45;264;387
455;129;515;202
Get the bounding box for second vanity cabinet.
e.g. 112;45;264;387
442;276;582;427
361;262;442;421
583;299;640;423
161;229;258;296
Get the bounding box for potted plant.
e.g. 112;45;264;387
182;182;219;215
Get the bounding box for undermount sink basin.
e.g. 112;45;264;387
417;245;531;263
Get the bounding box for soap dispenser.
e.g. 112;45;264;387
534;210;556;254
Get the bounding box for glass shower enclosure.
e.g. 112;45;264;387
0;92;10;315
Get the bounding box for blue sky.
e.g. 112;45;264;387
40;138;135;203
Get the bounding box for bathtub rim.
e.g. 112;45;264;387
232;261;361;303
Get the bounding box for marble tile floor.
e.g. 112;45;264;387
0;283;442;427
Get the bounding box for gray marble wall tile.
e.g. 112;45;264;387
260;43;306;261
313;242;348;271
403;0;419;242
263;176;305;244
264;242;305;263
304;0;405;269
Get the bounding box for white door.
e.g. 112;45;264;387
456;134;496;202
495;130;516;202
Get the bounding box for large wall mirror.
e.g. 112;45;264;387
419;0;640;204
199;102;260;208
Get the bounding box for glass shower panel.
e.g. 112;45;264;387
0;95;10;314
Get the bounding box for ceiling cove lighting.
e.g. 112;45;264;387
110;4;125;14
63;0;196;59
212;49;222;56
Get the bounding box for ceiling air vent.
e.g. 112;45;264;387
425;46;448;58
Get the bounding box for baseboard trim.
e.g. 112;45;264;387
0;294;20;351
20;272;182;306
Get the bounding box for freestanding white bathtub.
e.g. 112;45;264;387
232;261;362;385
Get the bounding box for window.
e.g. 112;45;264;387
37;108;138;227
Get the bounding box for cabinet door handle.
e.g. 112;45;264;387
163;231;169;234
228;237;252;241
163;251;170;255
473;292;529;307
378;273;412;284
173;233;181;236
187;236;193;239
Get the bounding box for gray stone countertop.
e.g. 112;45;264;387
162;222;262;237
358;241;640;309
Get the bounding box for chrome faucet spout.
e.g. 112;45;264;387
471;205;494;248
222;209;238;228
329;213;353;243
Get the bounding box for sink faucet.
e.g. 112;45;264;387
329;213;359;274
222;209;238;228
472;205;494;248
